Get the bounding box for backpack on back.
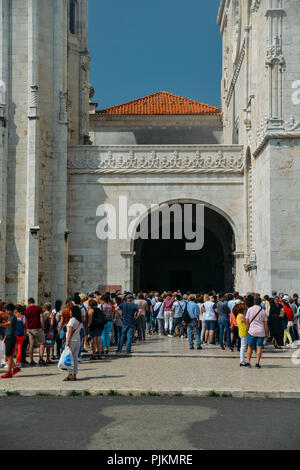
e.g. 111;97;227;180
90;307;107;331
182;303;191;325
16;315;25;337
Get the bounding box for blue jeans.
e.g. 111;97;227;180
171;317;184;336
78;326;84;357
101;321;113;348
218;320;231;348
187;319;201;349
118;325;135;353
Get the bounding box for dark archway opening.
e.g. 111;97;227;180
134;204;235;293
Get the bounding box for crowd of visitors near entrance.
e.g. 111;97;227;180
0;289;299;380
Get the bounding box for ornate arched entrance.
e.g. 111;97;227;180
133;202;235;292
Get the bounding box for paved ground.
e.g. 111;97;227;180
0;335;299;397
1;396;299;450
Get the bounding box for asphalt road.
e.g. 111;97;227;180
1;397;299;450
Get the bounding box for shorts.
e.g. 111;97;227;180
5;336;16;357
89;329;103;339
205;320;216;331
247;334;265;347
28;329;45;346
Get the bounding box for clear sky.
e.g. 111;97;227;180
88;0;222;110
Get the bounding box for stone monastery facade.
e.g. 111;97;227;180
0;0;300;303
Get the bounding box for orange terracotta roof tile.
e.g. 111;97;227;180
97;91;221;116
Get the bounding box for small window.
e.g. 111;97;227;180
69;0;77;35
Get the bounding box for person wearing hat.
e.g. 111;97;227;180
116;295;143;354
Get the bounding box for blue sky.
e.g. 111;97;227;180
89;0;222;110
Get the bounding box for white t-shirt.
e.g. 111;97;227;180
198;303;204;321
203;301;216;321
154;302;164;320
173;300;186;319
67;318;81;342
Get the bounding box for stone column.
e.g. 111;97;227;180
0;0;8;300
25;0;40;302
51;0;69;303
121;251;136;292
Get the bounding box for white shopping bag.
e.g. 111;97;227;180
58;346;74;370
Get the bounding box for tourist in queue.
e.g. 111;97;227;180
230;304;241;352
57;300;73;352
43;303;56;364
154;296;164;336
117;294;143;354
13;305;27;369
196;295;205;343
0;304;19;379
282;296;294;346
235;303;248;366
73;295;87;361
217;293;232;351
135;293;148;341
186;295;202;350
201;295;217;345
162;292;175;337
171;294;186;338
144;293;153;336
88;300;106;360
24;298;46;367
52;300;62;359
99;294;114;354
245;296;269;368
268;297;284;349
63;305;83;382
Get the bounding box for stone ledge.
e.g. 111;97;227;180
1;388;300;399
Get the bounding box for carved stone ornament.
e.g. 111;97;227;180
68;148;244;174
28;85;39;118
266;35;285;68
232;0;242;65
285;117;300;132
250;0;261;12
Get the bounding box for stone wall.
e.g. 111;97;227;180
0;0;89;304
90;115;223;146
219;0;300;293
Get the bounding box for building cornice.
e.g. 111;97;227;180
253;130;300;158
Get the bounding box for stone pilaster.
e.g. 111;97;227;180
265;0;286;130
51;0;69;303
25;0;40;302
0;0;8;301
79;0;90;144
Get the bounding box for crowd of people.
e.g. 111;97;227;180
0;289;299;380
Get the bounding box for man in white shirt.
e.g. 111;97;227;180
201;296;217;345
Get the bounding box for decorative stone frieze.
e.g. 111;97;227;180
68;145;244;174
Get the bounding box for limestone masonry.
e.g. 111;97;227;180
1;0;300;303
